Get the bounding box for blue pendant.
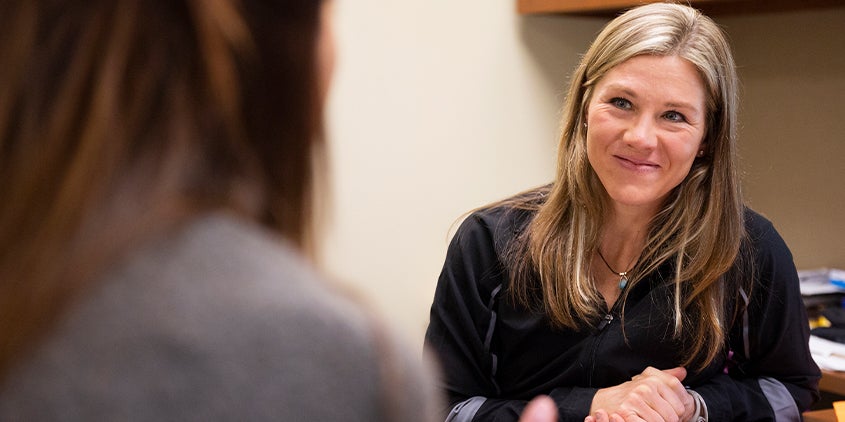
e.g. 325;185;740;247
618;273;629;290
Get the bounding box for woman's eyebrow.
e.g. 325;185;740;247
665;101;702;115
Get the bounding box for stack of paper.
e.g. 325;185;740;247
810;335;845;371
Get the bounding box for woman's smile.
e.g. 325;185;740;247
613;154;660;171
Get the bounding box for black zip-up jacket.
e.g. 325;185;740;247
424;205;819;421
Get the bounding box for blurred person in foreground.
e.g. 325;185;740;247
425;3;819;421
0;0;445;420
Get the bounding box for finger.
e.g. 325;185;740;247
618;408;650;422
602;412;629;422
659;392;687;418
521;395;557;422
639;366;684;393
621;393;667;422
643;366;686;385
662;366;687;382
642;367;689;413
649;396;682;422
628;375;685;419
593;409;610;422
619;414;643;422
643;381;688;420
641;393;679;421
654;379;688;417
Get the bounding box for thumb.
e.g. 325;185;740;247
520;395;558;422
663;366;687;382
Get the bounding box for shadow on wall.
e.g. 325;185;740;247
516;14;607;107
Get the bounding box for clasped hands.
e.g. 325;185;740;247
519;367;695;422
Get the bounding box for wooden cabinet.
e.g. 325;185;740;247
517;0;845;16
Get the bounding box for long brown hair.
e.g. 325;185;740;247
506;3;746;370
0;0;324;378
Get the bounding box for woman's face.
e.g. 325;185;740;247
585;54;707;216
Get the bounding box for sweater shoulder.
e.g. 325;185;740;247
0;213;438;421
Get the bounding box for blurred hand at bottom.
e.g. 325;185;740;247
519;395;558;422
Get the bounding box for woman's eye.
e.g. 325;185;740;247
610;97;632;110
664;111;687;123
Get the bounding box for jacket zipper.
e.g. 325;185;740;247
588;298;624;386
597;314;614;330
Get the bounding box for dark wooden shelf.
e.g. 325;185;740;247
517;0;845;16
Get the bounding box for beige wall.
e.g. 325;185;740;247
320;2;845;349
718;9;845;270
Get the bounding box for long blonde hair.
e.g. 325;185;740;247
507;2;746;370
0;0;324;378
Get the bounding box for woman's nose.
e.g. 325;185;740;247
623;115;657;150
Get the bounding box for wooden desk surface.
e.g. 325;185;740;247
804;408;836;422
822;370;845;397
805;370;845;422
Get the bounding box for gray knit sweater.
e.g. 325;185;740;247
0;213;439;421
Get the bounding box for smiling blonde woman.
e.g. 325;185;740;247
425;3;819;421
